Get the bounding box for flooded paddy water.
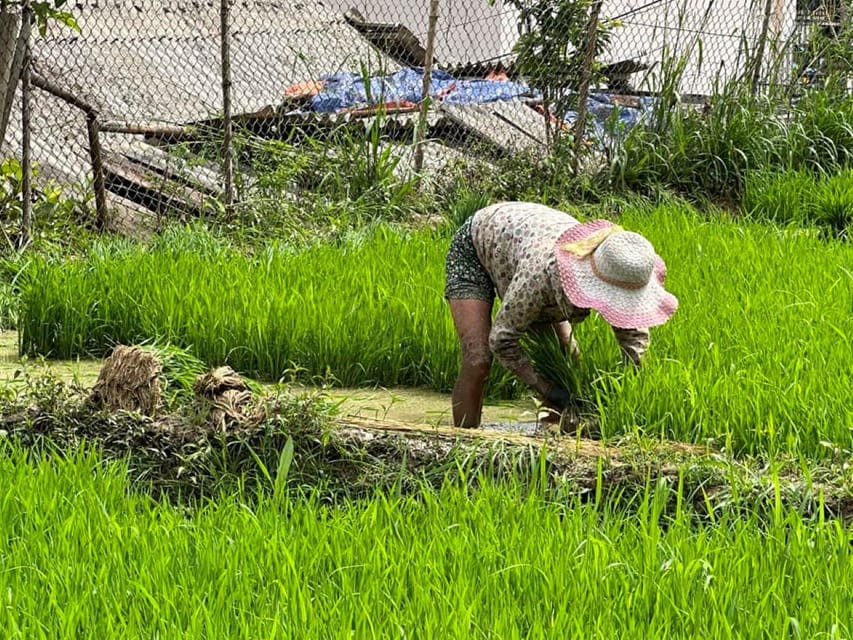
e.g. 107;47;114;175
0;331;539;433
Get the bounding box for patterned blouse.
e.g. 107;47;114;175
470;201;650;389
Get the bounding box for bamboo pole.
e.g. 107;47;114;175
220;0;234;208
572;0;603;176
86;113;108;231
18;0;31;250
412;0;439;177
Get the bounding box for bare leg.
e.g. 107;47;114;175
448;298;493;428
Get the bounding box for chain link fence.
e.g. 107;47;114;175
0;0;848;237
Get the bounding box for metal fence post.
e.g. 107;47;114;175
412;0;439;177
220;0;234;208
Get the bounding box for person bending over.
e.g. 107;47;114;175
444;201;678;429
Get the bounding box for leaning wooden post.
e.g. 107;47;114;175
220;0;234;208
31;74;110;231
85;113;109;231
572;0;603;177
18;0;31;250
412;0;439;177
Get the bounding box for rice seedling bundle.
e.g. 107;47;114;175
18;201;853;455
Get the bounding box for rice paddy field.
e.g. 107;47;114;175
5;189;853;637
18;199;853;457
1;450;851;638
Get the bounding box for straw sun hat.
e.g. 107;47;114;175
555;220;678;329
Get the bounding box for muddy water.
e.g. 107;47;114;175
320;385;540;432
0;331;539;430
0;331;103;386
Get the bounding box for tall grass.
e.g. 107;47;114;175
18;200;853;455
0;447;851;638
606;80;853;202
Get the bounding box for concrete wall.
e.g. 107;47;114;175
319;0;799;95
320;0;519;65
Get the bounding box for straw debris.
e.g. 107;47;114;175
193;366;262;431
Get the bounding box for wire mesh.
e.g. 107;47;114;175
0;0;849;233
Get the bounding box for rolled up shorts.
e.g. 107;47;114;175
444;217;496;302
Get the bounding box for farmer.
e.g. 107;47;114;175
444;201;678;429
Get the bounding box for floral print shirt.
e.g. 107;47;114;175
470;201;650;389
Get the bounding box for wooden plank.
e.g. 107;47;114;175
104;138;224;197
102;149;217;218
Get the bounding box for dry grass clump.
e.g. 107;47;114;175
88;346;266;433
193;366;263;432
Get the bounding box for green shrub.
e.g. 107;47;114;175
743;169;853;236
742;170;818;226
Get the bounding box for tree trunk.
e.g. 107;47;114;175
18;1;31;250
572;0;603;176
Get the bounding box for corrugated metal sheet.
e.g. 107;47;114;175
438;100;548;156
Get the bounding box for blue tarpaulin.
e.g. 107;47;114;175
564;93;659;147
305;67;658;146
310;68;535;112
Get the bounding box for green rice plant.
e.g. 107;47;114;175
813;170;853;237
446;189;491;229
0;447;851;638
742;168;853;236
741;169;819;226
17;199;853;456
17;224;518;398
591;203;853;455
146;341;209;404
0;254;28;330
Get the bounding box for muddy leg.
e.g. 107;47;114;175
448;298;493;428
